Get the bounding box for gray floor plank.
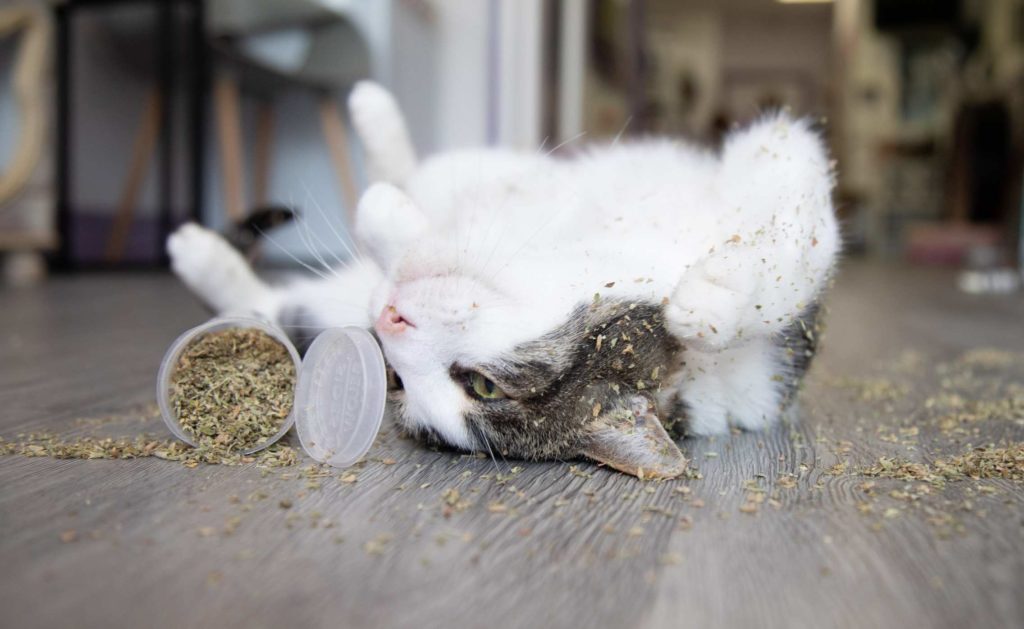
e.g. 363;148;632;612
1;263;1022;629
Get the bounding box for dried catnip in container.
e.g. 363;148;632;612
157;317;301;455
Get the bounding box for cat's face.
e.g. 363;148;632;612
360;184;689;478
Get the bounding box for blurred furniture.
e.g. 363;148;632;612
0;6;47;208
54;0;205;269
893;100;1017;267
55;0;370;268
0;4;54;285
875;138;954;260
206;0;370;232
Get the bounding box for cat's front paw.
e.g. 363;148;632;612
665;260;756;351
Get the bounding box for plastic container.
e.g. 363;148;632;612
157;317;387;466
156;316;302;455
293;327;387;468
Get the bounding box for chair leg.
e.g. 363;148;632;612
104;86;162;262
253;101;275;208
318;96;359;228
214;74;246;224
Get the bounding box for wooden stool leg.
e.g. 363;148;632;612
214;74;246;224
253;101;275;208
318;96;359;228
104;86;162;262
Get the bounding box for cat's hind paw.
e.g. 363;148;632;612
348;81;417;185
168;223;270;315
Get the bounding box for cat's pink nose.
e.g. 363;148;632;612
375;305;412;335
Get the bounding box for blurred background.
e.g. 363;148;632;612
0;0;1022;291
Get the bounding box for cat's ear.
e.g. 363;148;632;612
581;394;688;479
356;182;428;269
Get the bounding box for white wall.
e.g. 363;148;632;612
428;0;492;149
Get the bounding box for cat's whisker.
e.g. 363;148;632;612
612;115;633;146
487;214;562;281
462;165;505;288
252;225;333;282
294;216;340;279
302;184;372;273
282;198;342;279
543;131;587;158
467;168;520;277
300;187;353;271
292;196;352;280
484;178;587;281
468;421;502;475
458;158;511;289
469;197;512;277
296;207;351;280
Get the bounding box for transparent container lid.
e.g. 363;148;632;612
293;327;387;468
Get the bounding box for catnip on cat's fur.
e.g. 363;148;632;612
168;81;839;479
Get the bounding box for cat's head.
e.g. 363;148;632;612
357;183;688;479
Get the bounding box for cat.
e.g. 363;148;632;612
168;81;839;479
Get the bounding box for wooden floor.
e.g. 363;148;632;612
1;262;1022;629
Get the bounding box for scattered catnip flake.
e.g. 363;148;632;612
6;432;298;468
860;443;1024;484
659;552;683;566
363;533;393;556
777;474;798;489
568;465;593;479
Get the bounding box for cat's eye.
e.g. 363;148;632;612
468;371;506;400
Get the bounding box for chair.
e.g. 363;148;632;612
100;0;371;262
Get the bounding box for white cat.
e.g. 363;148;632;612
168;81;839;479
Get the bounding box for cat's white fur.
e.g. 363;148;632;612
169;81;838;451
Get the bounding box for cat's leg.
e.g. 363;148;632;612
168;223;280;317
168;223;383;349
273;263;383;350
665;113;839;351
348;81;418;186
665;336;786;435
349;82;549;231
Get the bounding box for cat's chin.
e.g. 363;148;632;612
395;415;467;454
